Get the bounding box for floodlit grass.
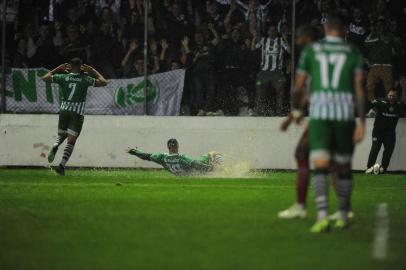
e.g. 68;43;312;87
0;169;405;270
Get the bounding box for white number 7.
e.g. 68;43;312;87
68;83;77;101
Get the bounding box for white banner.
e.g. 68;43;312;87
5;68;185;116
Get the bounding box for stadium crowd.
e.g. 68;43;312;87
1;0;406;116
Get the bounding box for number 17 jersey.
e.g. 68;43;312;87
296;36;364;121
52;73;96;115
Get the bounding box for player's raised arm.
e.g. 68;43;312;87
81;64;108;87
353;72;366;144
41;63;70;82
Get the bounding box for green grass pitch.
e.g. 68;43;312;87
0;169;405;270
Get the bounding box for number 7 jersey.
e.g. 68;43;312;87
52;72;96;115
296;36;364;121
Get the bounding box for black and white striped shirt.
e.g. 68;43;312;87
256;37;289;71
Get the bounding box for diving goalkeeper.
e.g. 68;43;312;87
125;138;224;176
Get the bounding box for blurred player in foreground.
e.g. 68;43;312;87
126;139;224;176
278;25;354;221
292;14;366;233
42;58;108;176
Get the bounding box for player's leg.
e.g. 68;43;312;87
55;114;84;176
366;128;383;172
295;129;310;208
309;120;332;233
381;66;394;95
328;163;354;220
381;132;396;173
332;121;356;229
48;111;68;163
365;67;379;102
278;129;309;219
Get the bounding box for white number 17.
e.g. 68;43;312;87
316;53;346;89
68;83;77;101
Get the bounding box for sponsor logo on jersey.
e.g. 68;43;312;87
65;76;82;82
382;112;398;117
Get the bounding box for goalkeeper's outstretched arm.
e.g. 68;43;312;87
126;147;152;161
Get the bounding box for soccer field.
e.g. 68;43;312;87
0;169;405;270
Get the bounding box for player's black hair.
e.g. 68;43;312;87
70;58;83;68
297;25;321;41
167;138;179;148
325;13;345;31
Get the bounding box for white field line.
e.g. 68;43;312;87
372;203;389;260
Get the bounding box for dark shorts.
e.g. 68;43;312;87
58;110;84;137
309;119;355;164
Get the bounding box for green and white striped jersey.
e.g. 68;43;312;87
296;36;364;121
52;72;96;115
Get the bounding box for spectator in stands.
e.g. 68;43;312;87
122;7;144;41
63;3;86;26
188;26;219;116
148;38;161;73
12;38;29;68
243;35;260;116
158;38;181;71
5;0;406;117
121;38;142;77
100;6;118;30
91;21;121;78
216;26;247;116
52;21;64;48
127;57;145;78
59;24;89;63
252;23;290;116
347;8;367;51
27;24;57;69
165;2;191;44
159;39;170;72
365;17;401;102
235;0;272;33
98;0;121;21
121;38;159;78
205;1;225;31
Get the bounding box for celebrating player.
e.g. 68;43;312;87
42;58;108;176
292;14;366;233
126;138;224;176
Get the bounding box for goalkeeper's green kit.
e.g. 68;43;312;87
129;149;213;176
